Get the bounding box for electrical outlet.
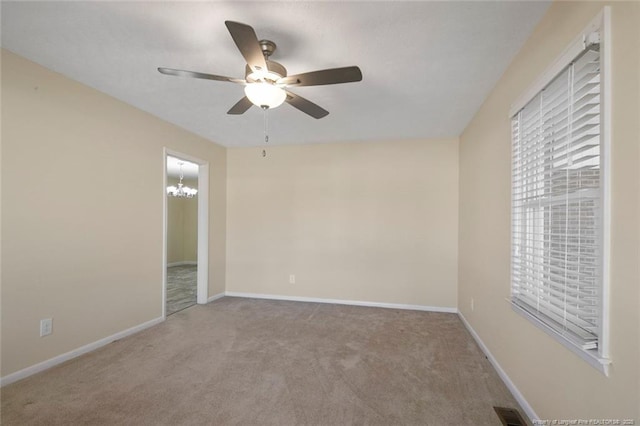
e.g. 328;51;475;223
40;318;53;337
289;274;295;284
471;298;475;312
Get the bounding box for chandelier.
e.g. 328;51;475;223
167;161;197;198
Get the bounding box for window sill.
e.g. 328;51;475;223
510;301;611;376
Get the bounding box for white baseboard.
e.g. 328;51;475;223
458;312;538;422
206;292;225;303
167;261;197;267
0;316;164;387
224;291;458;313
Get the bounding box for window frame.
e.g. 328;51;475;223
508;7;611;375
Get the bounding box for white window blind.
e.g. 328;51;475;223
511;43;603;352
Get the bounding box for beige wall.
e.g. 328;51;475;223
167;178;198;264
0;50;227;376
182;189;198;262
458;1;639;420
226;139;459;308
167;192;184;263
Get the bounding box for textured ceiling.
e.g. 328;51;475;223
1;1;550;147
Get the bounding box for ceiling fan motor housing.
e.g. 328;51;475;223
245;60;287;82
244;39;287;82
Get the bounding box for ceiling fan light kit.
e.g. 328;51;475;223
243;50;288;109
244;82;286;109
158;21;362;118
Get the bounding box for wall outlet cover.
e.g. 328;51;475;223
40;318;53;337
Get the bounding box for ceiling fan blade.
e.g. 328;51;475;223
224;21;268;74
227;96;253;115
279;66;362;87
158;67;244;84
285;91;329;119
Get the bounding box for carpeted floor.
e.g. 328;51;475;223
166;265;197;316
1;298;524;425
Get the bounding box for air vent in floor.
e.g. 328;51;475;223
494;406;527;426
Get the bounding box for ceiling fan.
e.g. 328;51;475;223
158;21;362;119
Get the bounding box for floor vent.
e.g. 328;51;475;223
494;406;527;426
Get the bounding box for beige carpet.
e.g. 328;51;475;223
1;298;523;425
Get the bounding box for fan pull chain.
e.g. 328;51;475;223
262;106;269;158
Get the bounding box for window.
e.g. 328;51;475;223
509;10;610;373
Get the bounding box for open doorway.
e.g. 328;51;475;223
163;150;209;317
166;155;198;315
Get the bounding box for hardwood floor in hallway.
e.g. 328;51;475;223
166;264;197;315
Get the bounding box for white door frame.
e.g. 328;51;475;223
162;148;209;318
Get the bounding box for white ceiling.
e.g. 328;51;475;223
1;1;550;148
167;155;198;179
